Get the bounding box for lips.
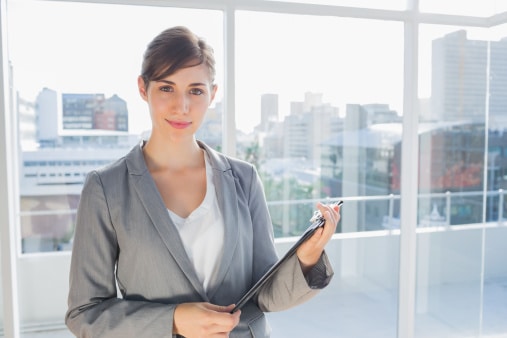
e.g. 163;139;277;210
167;120;191;129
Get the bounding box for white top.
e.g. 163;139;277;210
168;153;225;292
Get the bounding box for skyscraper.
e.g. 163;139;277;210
260;93;278;131
431;29;507;128
490;37;507;127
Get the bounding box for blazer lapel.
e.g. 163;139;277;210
126;143;208;300
199;142;240;300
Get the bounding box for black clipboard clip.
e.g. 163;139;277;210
231;200;343;313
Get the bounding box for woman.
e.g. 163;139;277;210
65;26;341;337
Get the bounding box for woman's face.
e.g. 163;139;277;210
138;64;217;141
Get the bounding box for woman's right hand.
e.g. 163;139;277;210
173;302;241;337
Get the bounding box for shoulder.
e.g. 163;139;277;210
87;143;142;183
93;155;128;180
198;141;256;178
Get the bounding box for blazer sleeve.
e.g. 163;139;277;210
65;171;175;338
256;252;334;312
245;166;334;312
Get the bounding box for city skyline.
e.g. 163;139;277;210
7;1;403;134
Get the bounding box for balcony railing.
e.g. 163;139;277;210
17;189;507;254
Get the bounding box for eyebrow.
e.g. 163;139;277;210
156;79;207;87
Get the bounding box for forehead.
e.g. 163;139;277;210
157;64;213;84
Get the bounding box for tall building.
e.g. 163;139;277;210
258;93;278;132
36;88;59;146
362;104;402;124
100;94;129;131
36;89;130;140
283;93;339;167
196;101;223;150
62;93;104;130
431;30;507;127
16;92;37;150
490;37;507;128
62;92;128;131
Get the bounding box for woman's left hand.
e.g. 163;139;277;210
296;202;341;274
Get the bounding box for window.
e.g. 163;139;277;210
8;0;223;253
236;10;403;336
236;11;404;235
2;1;507;337
416;24;507;336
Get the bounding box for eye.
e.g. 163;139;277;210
189;88;204;95
159;85;173;93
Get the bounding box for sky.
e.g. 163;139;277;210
7;1;224;133
6;0;507;134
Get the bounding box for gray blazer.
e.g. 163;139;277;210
65;141;333;337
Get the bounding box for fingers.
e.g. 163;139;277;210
173;302;240;337
315;202;340;243
208;304;241;335
205;303;236;313
296;202;341;271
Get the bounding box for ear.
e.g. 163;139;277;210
137;76;148;101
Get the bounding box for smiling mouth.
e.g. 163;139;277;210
167;120;191;129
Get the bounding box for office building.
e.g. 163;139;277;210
431;30;507;128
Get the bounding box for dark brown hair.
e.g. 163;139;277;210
140;26;216;89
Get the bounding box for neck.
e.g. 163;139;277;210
142;136;203;171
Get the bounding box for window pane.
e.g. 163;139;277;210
416;24;507;337
236;11;403;337
483;21;507;338
8;0;223;254
236;11;404;235
418;26;491;227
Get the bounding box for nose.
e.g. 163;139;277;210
172;92;189;114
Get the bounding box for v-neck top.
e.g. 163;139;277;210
167;153;225;292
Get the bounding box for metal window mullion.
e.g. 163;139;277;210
222;3;236;156
0;0;21;336
397;2;419;338
488;11;507;27
478;32;493;337
37;0;496;26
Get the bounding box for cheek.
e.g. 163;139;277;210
149;95;168;111
195;95;213;108
196;101;212;117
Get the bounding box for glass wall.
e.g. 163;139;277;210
1;0;507;337
235;11;403;337
236;11;404;236
483;23;507;336
416;23;507;337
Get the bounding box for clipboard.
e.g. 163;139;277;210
230;200;343;313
